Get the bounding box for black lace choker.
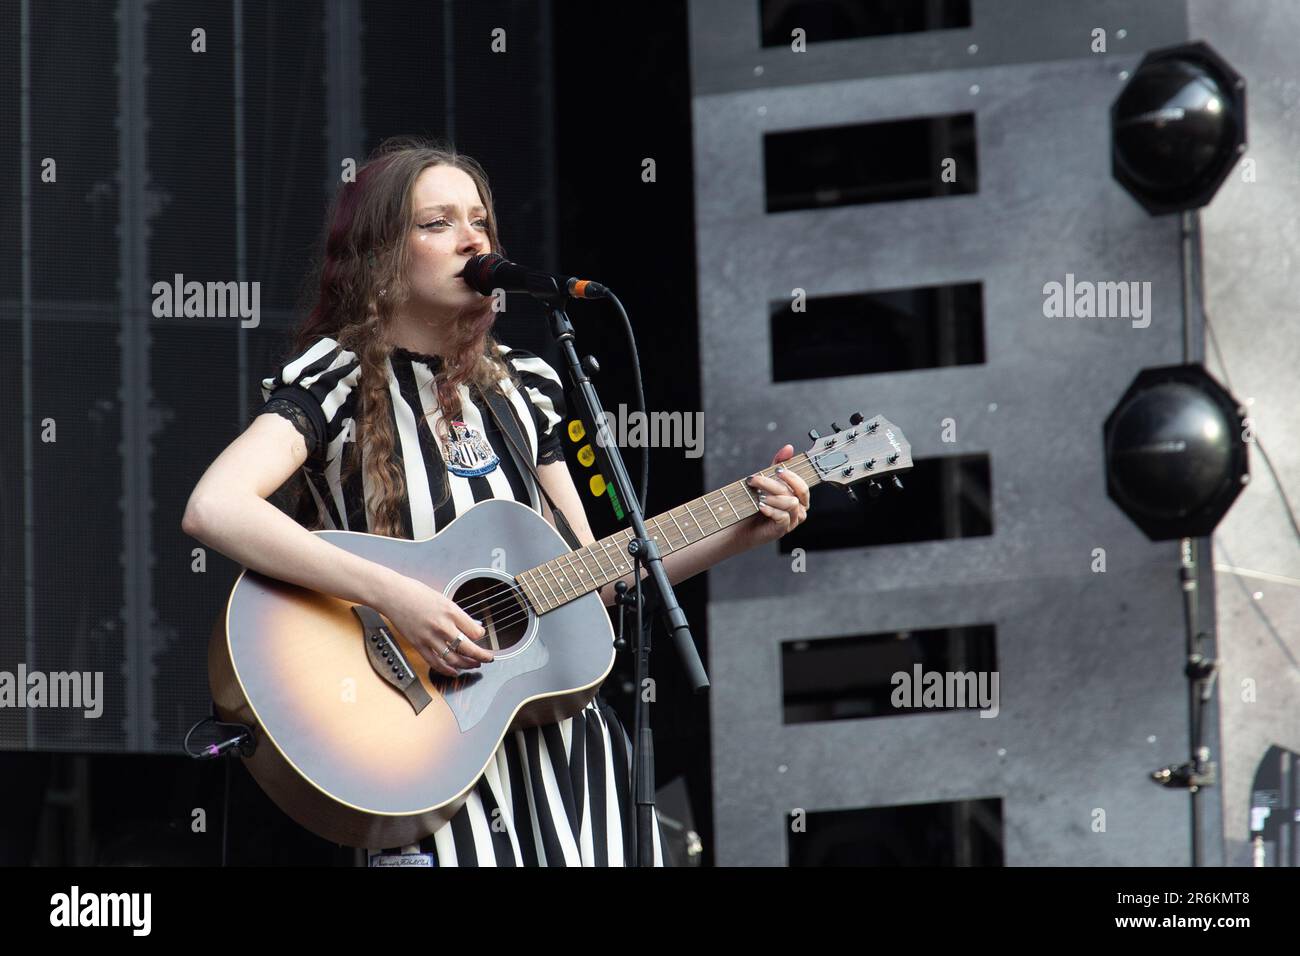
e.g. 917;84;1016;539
391;345;445;368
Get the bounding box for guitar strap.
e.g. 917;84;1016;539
475;380;661;630
474;380;584;551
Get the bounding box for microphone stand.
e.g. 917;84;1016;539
530;283;709;866
1149;537;1218;866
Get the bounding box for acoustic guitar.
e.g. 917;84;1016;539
209;413;912;848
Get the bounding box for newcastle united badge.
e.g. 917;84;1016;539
442;420;500;477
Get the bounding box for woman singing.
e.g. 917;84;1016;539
181;135;810;866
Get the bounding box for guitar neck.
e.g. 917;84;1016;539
515;453;823;614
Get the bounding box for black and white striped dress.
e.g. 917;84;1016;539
257;335;666;866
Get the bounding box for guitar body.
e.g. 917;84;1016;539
209;498;616;849
207;412;913;850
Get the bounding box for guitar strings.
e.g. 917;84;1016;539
428;459;825;643
449;460;818;621
466;459;820;629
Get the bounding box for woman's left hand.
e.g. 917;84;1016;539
744;444;810;545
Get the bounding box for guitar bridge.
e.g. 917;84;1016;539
351;605;433;715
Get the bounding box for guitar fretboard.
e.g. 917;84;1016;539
515;453;822;613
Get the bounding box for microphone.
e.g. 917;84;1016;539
459;253;610;301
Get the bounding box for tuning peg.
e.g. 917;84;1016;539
845;486;858;503
867;479;883;499
808;428;820;441
831;421;843;432
892;476;904;491
849;412;864;426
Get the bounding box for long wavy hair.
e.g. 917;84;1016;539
279;135;523;538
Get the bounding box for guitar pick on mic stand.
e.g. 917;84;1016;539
461;254;709;867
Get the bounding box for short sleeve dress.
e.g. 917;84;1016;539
257;335;667;866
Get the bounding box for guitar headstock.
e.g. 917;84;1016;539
805;413;912;499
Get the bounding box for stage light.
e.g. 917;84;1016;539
1111;40;1246;215
1103;364;1248;541
1104;364;1248;867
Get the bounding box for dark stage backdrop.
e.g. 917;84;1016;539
0;0;707;866
0;0;574;754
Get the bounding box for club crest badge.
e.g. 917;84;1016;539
442;420;500;477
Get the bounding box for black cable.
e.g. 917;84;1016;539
602;292;649;514
222;756;231;867
183;715;253;759
1204;313;1300;543
183;714;250;867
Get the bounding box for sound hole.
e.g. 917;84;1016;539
450;576;530;655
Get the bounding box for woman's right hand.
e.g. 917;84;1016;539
379;575;494;677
